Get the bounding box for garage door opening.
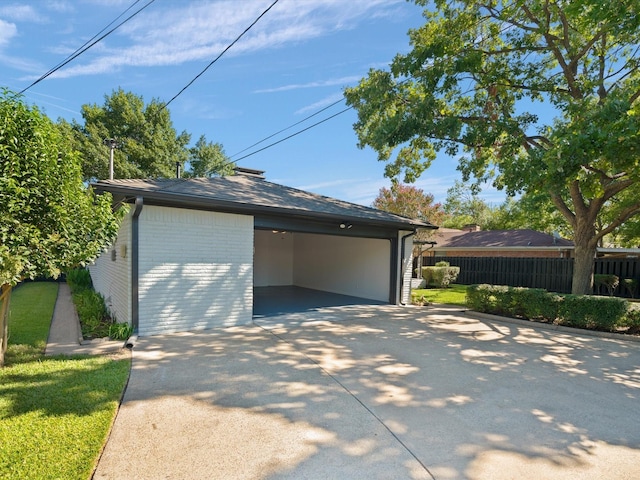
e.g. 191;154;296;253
253;229;392;316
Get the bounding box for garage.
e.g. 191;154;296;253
253;230;392;316
89;169;433;336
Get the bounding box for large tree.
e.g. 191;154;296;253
442;180;494;229
345;0;640;294
68;88;232;181
184;135;234;178
0;91;122;365
373;182;446;226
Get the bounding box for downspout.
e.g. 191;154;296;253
126;196;143;349
399;230;416;306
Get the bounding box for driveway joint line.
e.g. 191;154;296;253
252;318;437;480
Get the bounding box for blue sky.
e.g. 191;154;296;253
1;0;506;207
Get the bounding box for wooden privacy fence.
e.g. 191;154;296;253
418;256;640;297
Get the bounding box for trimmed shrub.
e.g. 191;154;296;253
622;306;640;330
594;274;619;296
556;295;627;331
622;278;638;299
421;261;460;288
466;284;631;333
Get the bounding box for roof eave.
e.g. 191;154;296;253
92;182;431;231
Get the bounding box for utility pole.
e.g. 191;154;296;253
103;138;118;180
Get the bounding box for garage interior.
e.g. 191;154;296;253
253;228;391;317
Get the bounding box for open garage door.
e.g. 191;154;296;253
254;229;392;316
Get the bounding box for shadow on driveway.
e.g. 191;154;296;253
95;305;640;479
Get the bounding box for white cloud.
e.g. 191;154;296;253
0;19;17;47
0;4;48;22
255;76;361;94
295;93;346;115
47;0;406;78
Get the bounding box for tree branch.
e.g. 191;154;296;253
549;191;576;227
596;204;640;240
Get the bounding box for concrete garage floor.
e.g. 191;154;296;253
253;286;387;317
94;305;640;480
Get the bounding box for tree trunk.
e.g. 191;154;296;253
0;284;12;367
572;240;597;295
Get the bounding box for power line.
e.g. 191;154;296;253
226;76;416;166
19;0;156;95
225;105;352;167
164;0;280;109
229;97;346;159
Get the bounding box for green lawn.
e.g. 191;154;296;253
0;282;130;480
411;283;468;306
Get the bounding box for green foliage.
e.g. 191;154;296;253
184;134;234;178
65;268;93;292
622;306;640;329
466;284;636;333
67;269;132;340
373;182;445;225
0;90;122;286
67;88;232;181
345;0;640;294
555;295;628;331
420;262;460;287
442;180;494;229
594;274;620;296
73;289;110;338
622;278;638;299
108;322;133;341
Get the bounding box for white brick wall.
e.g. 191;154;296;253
293;233;391;302
137;206;253;336
89;211;131;325
399;231;414;304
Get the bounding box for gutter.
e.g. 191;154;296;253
126;196;143;348
399;231;416;306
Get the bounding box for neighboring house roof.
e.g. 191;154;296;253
436;229;574;249
92;174;435;230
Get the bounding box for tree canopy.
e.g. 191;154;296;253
373;182;446;226
345;0;640;294
1;91;123;364
68;88;233;181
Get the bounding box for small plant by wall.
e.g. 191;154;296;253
66;268;132;340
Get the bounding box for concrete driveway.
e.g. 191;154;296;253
94;305;640;480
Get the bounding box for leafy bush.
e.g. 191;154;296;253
67;268;132;340
622;278;638;299
555;295;627;331
420;261;460;288
109;322;134;340
594;274;619;296
73;289;110;338
622;306;640;330
466;284;633;333
65;268;92;292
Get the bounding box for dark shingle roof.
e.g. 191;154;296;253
92;175;435;230
435;229;573;248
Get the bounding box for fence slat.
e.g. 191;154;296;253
422;256;640;297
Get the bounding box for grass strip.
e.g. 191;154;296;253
1;281;130;480
5;282;59;364
412;284;468;306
